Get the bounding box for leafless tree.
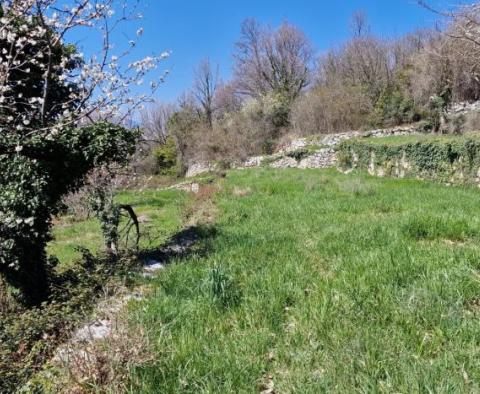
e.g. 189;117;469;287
140;102;176;144
317;35;391;100
350;10;369;37
390;29;433;70
193;58;219;128
214;81;242;118
395;3;480;108
233;19;313;100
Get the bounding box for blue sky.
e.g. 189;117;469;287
75;0;464;103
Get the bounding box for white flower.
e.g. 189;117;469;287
136;28;144;37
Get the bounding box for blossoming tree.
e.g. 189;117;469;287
0;0;168;304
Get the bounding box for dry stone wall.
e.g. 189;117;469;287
185;125;420;177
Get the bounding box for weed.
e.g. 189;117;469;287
205;265;242;309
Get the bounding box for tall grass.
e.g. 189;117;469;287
128;168;480;392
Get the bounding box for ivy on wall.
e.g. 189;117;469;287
337;135;480;185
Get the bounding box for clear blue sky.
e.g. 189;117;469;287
76;0;465;103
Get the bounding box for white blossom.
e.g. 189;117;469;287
0;0;168;134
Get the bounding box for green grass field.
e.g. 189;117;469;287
122;168;480;393
48;188;189;267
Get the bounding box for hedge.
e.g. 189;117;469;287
336;134;480;185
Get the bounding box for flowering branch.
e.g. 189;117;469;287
0;0;169;141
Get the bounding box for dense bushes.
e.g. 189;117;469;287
0;6;141;305
371;85;420;127
0;122;137;305
337;134;480;185
291;85;372;135
153;137;179;174
0;250;141;392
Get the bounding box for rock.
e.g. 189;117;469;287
137;214;150;223
244;156;264;167
278;138;310;153
186;162;216;178
142;259;166;277
298;148;336;168
73;319;111;342
448;100;480;115
184;125;423;175
269;156;298;168
169;182;200;193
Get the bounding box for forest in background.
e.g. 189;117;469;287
138;5;480;176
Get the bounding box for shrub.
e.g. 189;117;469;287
371;85;420;127
0;9;140;305
0;250;141;392
291;85;372;135
152;137;178;174
0;123;138;305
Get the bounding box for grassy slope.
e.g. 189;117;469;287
128;168;480;393
49;188;189;267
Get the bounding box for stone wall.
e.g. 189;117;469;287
337;135;480;186
185;125;421;176
184;101;480;178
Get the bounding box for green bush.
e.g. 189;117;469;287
152;137;178;175
371;86;419;127
0;10;139;305
337;134;480;185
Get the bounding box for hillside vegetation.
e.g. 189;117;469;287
139;5;480;178
338;133;480;185
8;1;480;392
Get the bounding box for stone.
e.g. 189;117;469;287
298;149;336;168
186;162;216;178
73;319;111;342
244;156;264;167
269;156;298;168
142;259;166;277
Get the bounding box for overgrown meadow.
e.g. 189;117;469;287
114;168;480;393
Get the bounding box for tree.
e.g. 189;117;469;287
193;59;219;128
233;19;313;101
0;0;167;305
140;102;176;145
350;10;369;37
415;2;480;103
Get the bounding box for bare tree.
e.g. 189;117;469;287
317;35;391;100
411;2;480;104
214;81;242;118
350;10;369;37
140;102;176;144
233;19;313;100
193;59;219;128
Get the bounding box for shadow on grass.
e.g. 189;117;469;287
138;224;217;267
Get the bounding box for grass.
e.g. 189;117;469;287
48;188;190;267
125;168;480;393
